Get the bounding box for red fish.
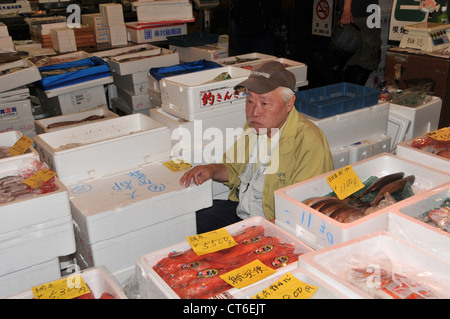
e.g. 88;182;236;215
173;268;232;299
428;207;450;232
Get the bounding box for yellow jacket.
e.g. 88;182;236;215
223;109;334;220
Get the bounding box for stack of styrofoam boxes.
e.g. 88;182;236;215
135;216;314;299
365;10;393;89
33;114;213;284
99;3;127;47
94;44;180;116
35;51;113;117
0;57;41;137
157;66;251;199
7;266;128;299
81;13;109;45
387;96;442;151
34;106;119;135
305;102;391;169
126;22;188;44
50;27;77;53
274;153;450;250
298;231;450;299
132;0;194;25
0;130;76;297
0;22;14;52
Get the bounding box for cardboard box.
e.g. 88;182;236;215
81;13;109;43
126;22;187;43
33;114;173;185
107;25;127;46
99;3;124;27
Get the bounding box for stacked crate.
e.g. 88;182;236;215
0;22;14;52
99;3;127;47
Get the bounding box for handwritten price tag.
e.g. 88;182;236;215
220;259;275;289
8;135;34;156
186;228;237;255
326;165;363;200
426;127;450;142
32;274;90;299
163;159;192;172
252;272;318;299
22;169;57;188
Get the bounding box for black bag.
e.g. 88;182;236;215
329;23;362;67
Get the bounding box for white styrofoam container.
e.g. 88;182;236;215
274;153;450;249
274;58;308;89
136;216;313;299
0;59;41;93
33;114;172;185
126;22;188;44
133;0;193;23
330;146;350;170
34;106;119;134
305;102;390;151
117;87;151;111
389;96;442;141
0;86;29;103
112;96;151;116
0;116;35;136
396;136;450;173
0;130;39;172
215;52;276;67
169;44;228;63
94;44;180;76
160;66;250;121
42;75;113;99
299;231;450;299
231;266;350;299
8;266;128;299
0;98;32;120
387;111;409;151
347;134;391;164
148;87;162;107
0;258;61;298
113;73;148;95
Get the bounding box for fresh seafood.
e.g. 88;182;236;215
152;225;300;299
428;206;450;232
370;175;415;207
355;172;405;200
47;115;105;129
302;195;338;206
329;206;366;223
410;135;450;159
0;175;34;204
0;146;13;159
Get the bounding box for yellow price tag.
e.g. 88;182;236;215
326;165;364;200
8;135;34;156
426;127;450;142
220;259;275;289
32;274;90;299
163;159;192;172
22;169;57;188
186;228;237;255
252;272;318;299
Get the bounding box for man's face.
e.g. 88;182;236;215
245;88;294;137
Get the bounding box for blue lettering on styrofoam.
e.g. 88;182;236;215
148;184;165;192
144;30;152;40
71;184;92;194
319;220;333;245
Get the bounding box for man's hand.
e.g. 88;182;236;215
340;0;353;24
179;163;229;187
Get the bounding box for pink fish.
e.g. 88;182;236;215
428;207;450;232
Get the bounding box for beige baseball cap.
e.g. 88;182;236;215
234;60;296;93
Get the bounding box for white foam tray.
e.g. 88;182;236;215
0;130;39;173
160;66;250;121
274;153;450;249
8;266;128;299
299;231;450;299
33;114;172;185
136;216;313;299
133;0;193;23
0;59;41;94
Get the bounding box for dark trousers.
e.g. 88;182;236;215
196;199;242;234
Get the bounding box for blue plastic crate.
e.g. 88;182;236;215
295;82;380;119
167;32;219;47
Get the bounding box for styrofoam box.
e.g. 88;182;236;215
0;59;41;94
169;44;228;63
274;58;308;89
69;160;212;274
148;87;162;107
160;66;250;121
37;85;108;117
117;87;151;111
94;44;180;76
34;106;118;134
330;146;350;170
0;130;39;172
126;22;188;44
231;266;350;299
274;153;450;249
8;266;127;299
42;75;113;99
99;3;124;26
33;114;172;185
112;96;151;116
396;136;450;174
305;102;389;150
133;0;193;23
136;216;313;299
0;86;30;103
0;116;35;138
113;73;148;95
347;134;391;164
0;258;61;298
215;52;276;67
389;96;442;141
387;111;409;151
299;231;450;299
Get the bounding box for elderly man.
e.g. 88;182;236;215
180;61;334;233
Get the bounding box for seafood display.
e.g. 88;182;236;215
303;172;416;223
47;115;105;129
410;134;450;160
152;225;300;299
416;198;450;233
0;146;13;159
0;175;35;204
